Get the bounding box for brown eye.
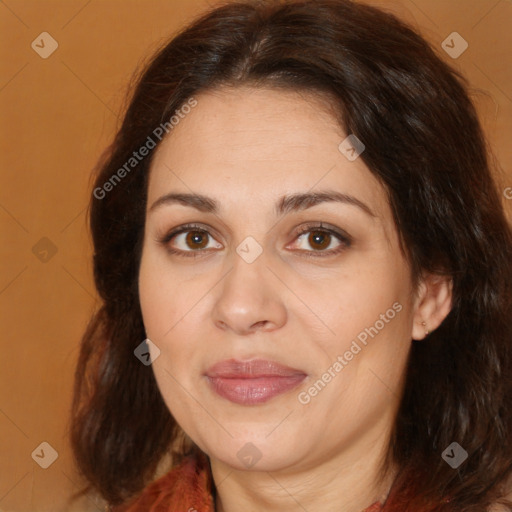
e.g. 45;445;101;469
307;230;332;251
185;230;209;249
295;228;343;253
290;223;351;258
162;225;223;256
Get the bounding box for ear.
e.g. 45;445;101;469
411;273;453;340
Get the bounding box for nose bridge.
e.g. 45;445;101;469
221;238;270;306
220;228;267;282
211;238;286;334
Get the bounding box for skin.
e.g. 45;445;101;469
138;85;452;512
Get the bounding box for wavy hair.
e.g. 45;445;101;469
70;0;512;510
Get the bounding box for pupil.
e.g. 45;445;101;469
310;231;329;250
187;231;207;249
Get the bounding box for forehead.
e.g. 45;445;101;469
147;85;390;222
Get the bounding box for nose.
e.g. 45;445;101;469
211;249;287;336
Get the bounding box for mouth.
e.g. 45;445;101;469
204;358;307;406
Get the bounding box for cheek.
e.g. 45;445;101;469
138;249;200;340
308;261;411;355
138;268;168;339
138;258;197;415
138;250;208;392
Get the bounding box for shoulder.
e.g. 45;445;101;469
112;452;215;512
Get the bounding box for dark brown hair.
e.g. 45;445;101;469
70;0;512;510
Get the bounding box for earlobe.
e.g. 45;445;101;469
411;274;453;341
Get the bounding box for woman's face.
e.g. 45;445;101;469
138;86;419;473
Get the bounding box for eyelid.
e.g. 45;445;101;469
159;223;219;244
291;221;351;243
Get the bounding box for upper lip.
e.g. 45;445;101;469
205;358;306;378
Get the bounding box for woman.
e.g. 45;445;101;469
70;0;512;510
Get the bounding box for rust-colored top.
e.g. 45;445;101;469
113;452;383;512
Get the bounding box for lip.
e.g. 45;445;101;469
205;359;307;405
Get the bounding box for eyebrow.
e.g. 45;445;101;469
149;190;376;218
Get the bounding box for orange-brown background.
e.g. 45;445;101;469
1;1;511;511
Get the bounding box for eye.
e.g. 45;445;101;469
159;222;351;259
160;223;222;257
289;222;351;257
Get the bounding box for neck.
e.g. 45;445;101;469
210;421;396;512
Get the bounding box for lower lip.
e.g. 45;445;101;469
206;375;307;405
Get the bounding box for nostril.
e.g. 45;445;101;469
252;320;268;329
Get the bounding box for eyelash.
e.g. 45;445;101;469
159;222;352;259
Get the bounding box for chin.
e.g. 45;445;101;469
199;430;307;473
